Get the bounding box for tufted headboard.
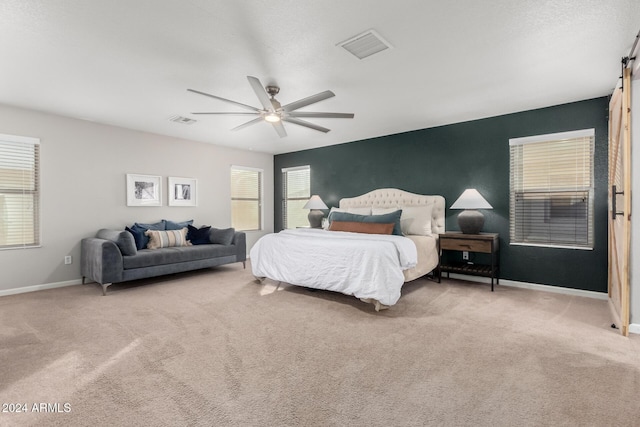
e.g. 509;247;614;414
339;188;446;235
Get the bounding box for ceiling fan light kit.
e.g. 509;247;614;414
188;76;354;137
264;112;281;123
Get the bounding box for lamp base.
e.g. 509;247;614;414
457;209;485;234
308;209;324;228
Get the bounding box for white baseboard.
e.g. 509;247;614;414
446;274;640;335
0;279;82;297
445;273;608;300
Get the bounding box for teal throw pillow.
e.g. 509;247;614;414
132;220;166;249
327;210;403;236
164;219;194;230
125;226;145;251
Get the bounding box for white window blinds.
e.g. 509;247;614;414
509;129;594;249
282;166;310;229
230;166;262;231
0;134;40;249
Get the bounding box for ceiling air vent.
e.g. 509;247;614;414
337;29;393;60
169;115;197;125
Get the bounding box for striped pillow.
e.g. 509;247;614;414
145;227;190;249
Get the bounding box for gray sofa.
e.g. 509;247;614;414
81;228;246;295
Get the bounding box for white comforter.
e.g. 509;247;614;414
250;228;417;306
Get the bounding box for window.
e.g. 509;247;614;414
230;166;262;231
282;165;310;229
509;129;594;249
0;134;40;249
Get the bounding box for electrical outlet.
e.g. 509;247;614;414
64;255;72;265
462;251;469;260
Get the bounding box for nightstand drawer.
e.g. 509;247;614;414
440;238;491;253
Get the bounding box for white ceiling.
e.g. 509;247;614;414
1;1;639;155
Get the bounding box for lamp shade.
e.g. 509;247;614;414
450;189;492;234
303;195;328;210
450;189;492;210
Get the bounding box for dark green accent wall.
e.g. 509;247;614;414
274;97;609;292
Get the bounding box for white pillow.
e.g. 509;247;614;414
372;206;400;215
399;205;433;236
346;206;372;215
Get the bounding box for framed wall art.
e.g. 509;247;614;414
168;176;197;207
126;174;162;206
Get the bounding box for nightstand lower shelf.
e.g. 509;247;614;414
440;262;497;277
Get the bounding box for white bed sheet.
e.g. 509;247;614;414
250;228;417;306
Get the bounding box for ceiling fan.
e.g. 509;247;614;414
187;76;354;137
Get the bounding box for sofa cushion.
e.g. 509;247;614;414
145;228;190;249
187;224;212;245
122;245;237;269
96;229;137;256
210;227;235;245
164;219;194;230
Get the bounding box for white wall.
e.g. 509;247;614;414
0;104;273;292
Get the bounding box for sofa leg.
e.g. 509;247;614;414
82;276;86;284
101;283;111;296
243;261;246;269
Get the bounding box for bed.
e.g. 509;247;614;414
250;188;445;310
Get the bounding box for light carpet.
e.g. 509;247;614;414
1;262;639;427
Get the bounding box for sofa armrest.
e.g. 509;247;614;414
81;238;124;284
232;231;247;262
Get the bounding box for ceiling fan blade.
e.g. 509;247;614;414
191;112;259;115
282;90;335;112
231;117;264;131
282;117;330;133
272;121;287;138
247;76;274;111
287;112;354;119
187;88;260;112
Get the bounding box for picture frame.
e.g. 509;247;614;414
168;176;197;207
126;174;162;207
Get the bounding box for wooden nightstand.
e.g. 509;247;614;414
438;232;499;291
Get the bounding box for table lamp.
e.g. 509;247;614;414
303;195;328;228
450;189;492;234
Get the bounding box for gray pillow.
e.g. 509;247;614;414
96;229;137;256
209;227;235;245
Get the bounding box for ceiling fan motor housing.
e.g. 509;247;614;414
266;86;280;97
